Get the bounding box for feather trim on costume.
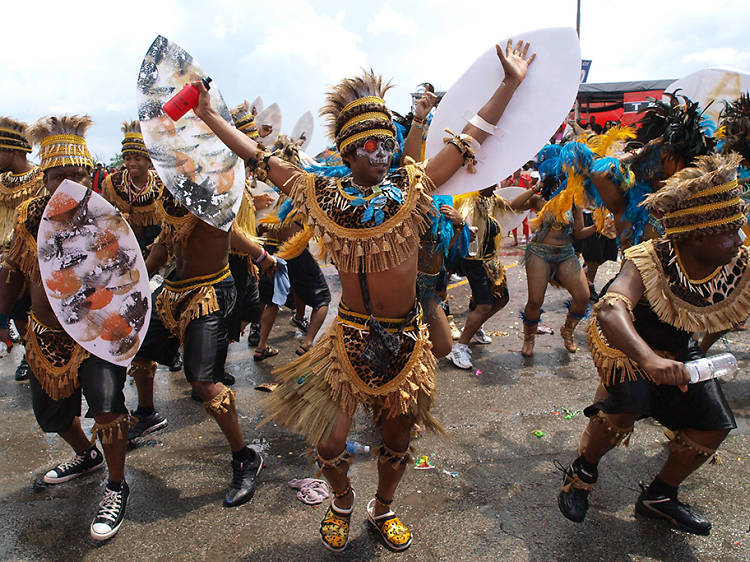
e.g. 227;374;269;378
276;227;313;261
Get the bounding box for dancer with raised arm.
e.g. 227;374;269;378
194;39;535;552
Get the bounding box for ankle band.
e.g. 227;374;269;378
204;386;236;417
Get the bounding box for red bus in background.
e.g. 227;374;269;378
574;80;675;128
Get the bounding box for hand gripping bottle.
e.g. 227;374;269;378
684;353;737;384
162;77;212;121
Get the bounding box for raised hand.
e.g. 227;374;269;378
414;91;437;120
191;80;214;120
496;39;536;88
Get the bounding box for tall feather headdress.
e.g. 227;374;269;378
27;115;93;171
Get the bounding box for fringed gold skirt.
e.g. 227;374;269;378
261;303;441;446
155;264;230;341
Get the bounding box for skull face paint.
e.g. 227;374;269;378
356;137;396;168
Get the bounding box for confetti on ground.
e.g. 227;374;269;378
474;369;482;376
415;455;435;470
532;430;546;438
442;469;459;478
486;331;509;337
561;407;582;420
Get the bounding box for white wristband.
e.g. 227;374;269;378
468;113;497;135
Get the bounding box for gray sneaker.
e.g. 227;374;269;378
128;411;168;440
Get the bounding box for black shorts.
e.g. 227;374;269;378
228;254;261;340
579;213;618;264
461;258;508;306
287;249;331;310
137;276;236;384
30;356;127;434
585;377;736;432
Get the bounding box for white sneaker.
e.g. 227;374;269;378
449;343;473;369
471;327;492;345
448;273;463;284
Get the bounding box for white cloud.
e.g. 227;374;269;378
366;4;417;37
682;48;750;70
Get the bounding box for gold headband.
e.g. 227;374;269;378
341;96;386;114
339;112;392;137
686;179;738;200
665;212;746;235
338;128;395;153
664;197;743;220
39;134;92;171
0;126;32;153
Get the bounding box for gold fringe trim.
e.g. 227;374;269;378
7;198;43;283
285;164;436;273
595;291;635;321
204;386;236;416
233;188;257;241
91;414;136;444
156;283;220;342
160;212;200;251
625;240;750;333
0;167;45;208
128;357;157;379
101;172;163;228
276;227;312;260
591;411;633;447
260;319;442;446
25;318;89;400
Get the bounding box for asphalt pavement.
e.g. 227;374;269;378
0;241;748;561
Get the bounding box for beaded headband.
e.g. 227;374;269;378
39;134;93;171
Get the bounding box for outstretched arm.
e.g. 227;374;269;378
401;92;437;163
230;228;277;276
192;84;299;194
425;40;536;188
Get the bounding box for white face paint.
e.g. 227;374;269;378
356;137;396;168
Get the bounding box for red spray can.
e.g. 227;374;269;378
162;77;212;121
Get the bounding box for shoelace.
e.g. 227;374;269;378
96;489;122;523
56;452;88;473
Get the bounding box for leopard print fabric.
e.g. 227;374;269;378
340;324;417;389
29;319;79;369
103;170;164;227
653;238;749;306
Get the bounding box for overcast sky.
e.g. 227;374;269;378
3;0;750;163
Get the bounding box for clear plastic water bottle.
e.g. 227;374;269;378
148;274;164;294
467;226;479;257
684;353;737;384
345;440;371;456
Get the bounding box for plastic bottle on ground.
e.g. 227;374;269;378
345;440;371;456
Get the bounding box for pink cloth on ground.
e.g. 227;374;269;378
288;478;330;505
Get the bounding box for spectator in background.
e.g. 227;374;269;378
90;161;107;193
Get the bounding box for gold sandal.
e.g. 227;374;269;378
320;489;355;552
367;496;412;551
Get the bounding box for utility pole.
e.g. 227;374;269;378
575;0;582;121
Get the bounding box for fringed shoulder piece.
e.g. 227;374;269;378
0;166;45;208
285;163;436;273
6;195;50;282
625;238;750;333
101;170;164;227
157;189;200;250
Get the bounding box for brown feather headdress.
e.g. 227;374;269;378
231;100;259;138
121;120;149;157
0;117;32;153
719;93;750;164
27;114;93;171
642;152;745;239
319;70;397;157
